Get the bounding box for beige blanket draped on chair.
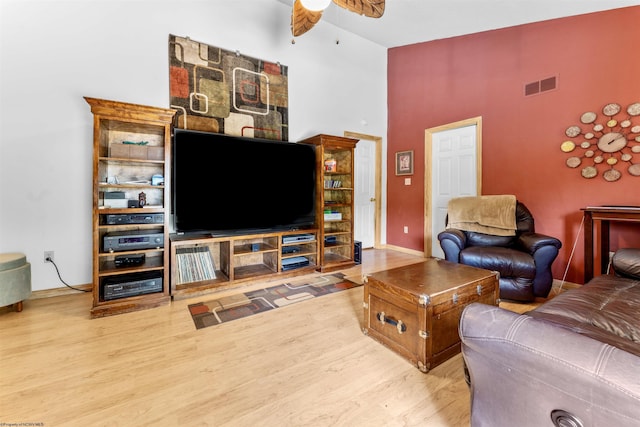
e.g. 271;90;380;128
446;195;517;236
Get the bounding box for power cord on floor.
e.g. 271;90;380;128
46;257;91;293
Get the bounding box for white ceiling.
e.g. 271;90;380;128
277;0;640;48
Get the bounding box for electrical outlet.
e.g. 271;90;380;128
403;226;409;234
44;251;54;263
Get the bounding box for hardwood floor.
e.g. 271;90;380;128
0;249;557;426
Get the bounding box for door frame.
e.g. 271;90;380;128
424;117;483;257
344;131;382;249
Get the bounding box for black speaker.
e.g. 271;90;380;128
354;241;362;265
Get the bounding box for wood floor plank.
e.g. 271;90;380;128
0;249;557;426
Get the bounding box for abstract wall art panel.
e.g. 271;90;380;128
169;35;289;141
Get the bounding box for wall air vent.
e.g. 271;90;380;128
525;81;540;96
524;76;557;96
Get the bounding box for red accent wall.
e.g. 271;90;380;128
387;6;640;284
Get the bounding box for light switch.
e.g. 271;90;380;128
404;177;411;185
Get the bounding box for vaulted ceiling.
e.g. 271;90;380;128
277;0;640;48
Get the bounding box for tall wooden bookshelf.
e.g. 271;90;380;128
86;97;175;318
301;134;359;272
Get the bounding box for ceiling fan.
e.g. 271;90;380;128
291;0;385;37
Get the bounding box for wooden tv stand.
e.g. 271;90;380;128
169;229;319;299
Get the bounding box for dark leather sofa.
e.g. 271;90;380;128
438;201;562;302
459;248;640;427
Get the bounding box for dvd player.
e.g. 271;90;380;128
101;272;163;301
103;213;164;225
282;234;315;244
103;230;164;252
114;253;145;267
281;256;310;271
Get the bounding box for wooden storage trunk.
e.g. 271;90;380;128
363;258;499;372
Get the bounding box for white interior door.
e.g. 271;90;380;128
354;139;376;248
426;118;481;258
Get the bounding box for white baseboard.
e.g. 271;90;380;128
381;244;425;257
30;283;92;300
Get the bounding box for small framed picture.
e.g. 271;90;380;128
395;150;414;175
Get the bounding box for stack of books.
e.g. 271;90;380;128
324;179;342;188
324;210;342;221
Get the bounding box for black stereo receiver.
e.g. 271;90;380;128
103;213;164;225
103;230;164;252
101;272;163;301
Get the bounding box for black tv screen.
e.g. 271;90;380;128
172;129;316;235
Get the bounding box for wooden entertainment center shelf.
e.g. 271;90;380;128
169;229;319;299
85;100;350;315
84;105;361;309
86;97;175;318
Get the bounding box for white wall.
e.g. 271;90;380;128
0;0;387;291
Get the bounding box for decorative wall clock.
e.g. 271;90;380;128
561;102;640;181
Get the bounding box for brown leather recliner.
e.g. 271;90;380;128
437;201;562;302
459;248;640;427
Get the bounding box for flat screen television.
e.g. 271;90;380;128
172;129;317;236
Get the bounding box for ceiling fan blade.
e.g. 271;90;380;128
332;0;385;18
291;0;324;37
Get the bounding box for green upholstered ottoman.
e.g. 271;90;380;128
0;253;32;312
